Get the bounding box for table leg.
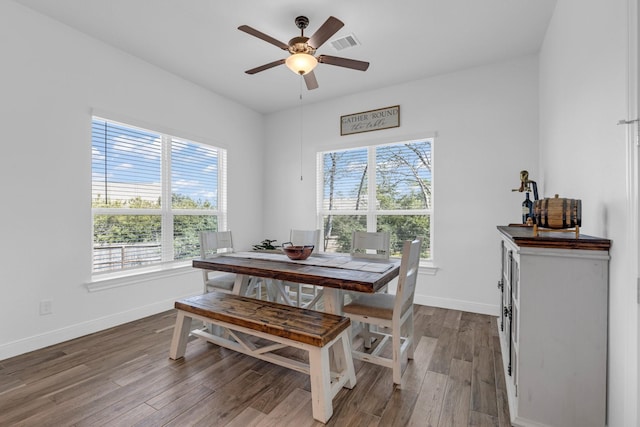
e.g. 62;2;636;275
322;288;344;315
321;287;348;372
232;274;251;295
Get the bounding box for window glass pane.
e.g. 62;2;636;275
171;138;218;209
173;215;218;260
92;119;162;208
378;214;431;258
93;214;162;272
322;215;366;252
322;148;368;211
376;141;432;210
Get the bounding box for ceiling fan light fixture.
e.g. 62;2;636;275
285;53;317;75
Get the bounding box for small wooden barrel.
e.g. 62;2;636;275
533;194;582;229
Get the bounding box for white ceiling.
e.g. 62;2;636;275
15;0;557;114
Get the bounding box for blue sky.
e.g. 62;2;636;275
91;118;218;206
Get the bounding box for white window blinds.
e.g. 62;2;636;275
319;139;432;259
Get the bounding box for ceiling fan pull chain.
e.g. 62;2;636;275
300;76;304;181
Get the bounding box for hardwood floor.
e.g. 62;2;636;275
0;305;510;426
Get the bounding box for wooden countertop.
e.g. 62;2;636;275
497;225;611;251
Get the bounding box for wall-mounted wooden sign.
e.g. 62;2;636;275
340;105;400;136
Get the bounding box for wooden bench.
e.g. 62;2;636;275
169;291;356;423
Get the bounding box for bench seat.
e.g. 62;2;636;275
169;291;356;423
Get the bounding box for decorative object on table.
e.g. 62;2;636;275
238;15;369;90
287;229;322;308
281;241;314;260
511;170;539;225
533;194;582;237
252;239;280;251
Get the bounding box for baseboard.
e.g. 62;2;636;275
0;292;199;361
413;294;500;316
2;292;500;361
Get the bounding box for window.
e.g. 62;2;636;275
318;138;432;259
91;117;225;273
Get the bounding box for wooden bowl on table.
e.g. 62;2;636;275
281;242;314;260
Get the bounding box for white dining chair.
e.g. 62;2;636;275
341;238;422;385
350;231;391;260
199;230;261;298
350;230;392;296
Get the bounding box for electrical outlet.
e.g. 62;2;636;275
39;300;53;315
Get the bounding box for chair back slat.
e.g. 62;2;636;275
350;231;391;259
290;229;320;253
200;230;234;258
199;230;235;288
394;238;422;317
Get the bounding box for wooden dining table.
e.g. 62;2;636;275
192;251;401;314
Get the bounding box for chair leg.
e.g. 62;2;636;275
407;312;415;360
392;318;403;385
362;322;374;349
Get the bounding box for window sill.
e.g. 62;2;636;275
86;261;195;292
419;261;438;275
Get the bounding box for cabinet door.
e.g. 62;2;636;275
510;254;519;390
499;240;506;331
505;249;513;376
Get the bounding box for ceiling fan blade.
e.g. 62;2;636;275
307;16;344;49
318;55;369;71
245;59;286;74
238;25;289;50
304;71;319;90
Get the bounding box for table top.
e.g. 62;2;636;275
192;251;401;293
497;225;611;251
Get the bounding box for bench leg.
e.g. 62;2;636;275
308;346;333;423
339;333;357;389
308;331;357;423
169;311;192;360
329;332;357;390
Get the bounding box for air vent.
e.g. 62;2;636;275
330;33;361;51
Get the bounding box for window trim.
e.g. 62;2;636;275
85;261;195;292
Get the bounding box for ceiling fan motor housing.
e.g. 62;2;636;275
288;36;315;54
295;16;309;30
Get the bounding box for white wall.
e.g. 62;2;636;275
10;8;633;425
539;0;638;425
263;56;540;315
0;2;264;360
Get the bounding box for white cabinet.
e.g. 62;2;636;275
497;226;610;427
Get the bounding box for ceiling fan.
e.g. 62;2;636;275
238;15;370;90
